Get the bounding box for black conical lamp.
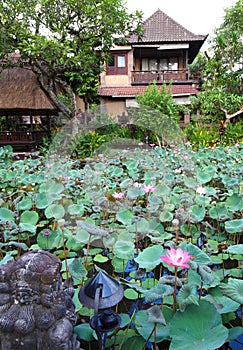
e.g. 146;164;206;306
78;270;124;309
78;270;123;350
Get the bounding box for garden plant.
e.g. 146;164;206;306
0;138;242;349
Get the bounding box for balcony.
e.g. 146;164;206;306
0;130;50;151
132;69;194;85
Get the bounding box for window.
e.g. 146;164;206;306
117;55;126;68
106;53;127;75
160;58;178;71
141;57;178;72
142;58;157;71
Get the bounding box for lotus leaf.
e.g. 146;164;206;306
134;307;173;342
116;209;133;225
220;278;243;305
128;217;150;235
228;326;243;342
180;242;211;264
189;205;205;223
225;194;243;211
20;210;39;225
226;244;243;254
124;288;143;300
35;192;52;209
93;254;108;263
119;334;145;350
68;204;84;216
145;284;173;303
177;284;199;311
197;264;214;285
134;245;165;271
37;229;62;250
169;300;228;350
0;254;14;264
147;305;166;325
155;184;171;196
209;205;232;221
180;224;198;237
17;197;33;210
225;219;243;234
196;171;212;184
126;187;142;199
141;278;158;289
69;258;87;280
207;286;240;313
0;208;15;222
74;323;94;341
184;176;197;189
159;211;173;223
44;204;65;220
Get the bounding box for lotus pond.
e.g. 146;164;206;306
0;144;242;350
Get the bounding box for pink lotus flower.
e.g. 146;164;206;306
182;155;189;160
62;176;71;181
160;247;192;268
43;230;51;237
141;184;155;193
112;192;124;200
45;163;54;169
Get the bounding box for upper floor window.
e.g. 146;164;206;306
160;57;178;71
141;57;178;72
106;53;127;75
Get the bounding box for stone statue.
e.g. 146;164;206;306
0;250;80;350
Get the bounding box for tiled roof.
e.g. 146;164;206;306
99;85;199;97
128;9;206;43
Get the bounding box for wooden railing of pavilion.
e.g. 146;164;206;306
0;130;50;150
131;69;196;84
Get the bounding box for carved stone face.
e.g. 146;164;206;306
11;269;39;305
14;281;35;304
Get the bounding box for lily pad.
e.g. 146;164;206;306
225;194;243;211
189;205;205;223
45;204;65;220
116;209;133;225
159;211;174;223
134;245;165;271
169;300;228;350
0;208;15;222
134;307;173;342
225;219;243;234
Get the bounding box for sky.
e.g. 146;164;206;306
126;0;237;49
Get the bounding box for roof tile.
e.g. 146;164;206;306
99;85;199;97
128;9;206;43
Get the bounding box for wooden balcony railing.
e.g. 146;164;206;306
132;69;193;84
0;130;50;149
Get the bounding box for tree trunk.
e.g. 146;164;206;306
222;108;243;128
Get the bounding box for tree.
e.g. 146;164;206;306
129;82;186;147
191;0;243;125
136;81;182;122
209;0;243;84
0;0;142;118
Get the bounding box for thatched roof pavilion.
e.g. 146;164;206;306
0;67;58;151
0;67;58;116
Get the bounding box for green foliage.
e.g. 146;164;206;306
0;143;243;349
136;81;180;121
66;122;155;159
185;121;243;148
210;0;243;83
0;0;143;116
190;1;243;126
190;87;243;124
